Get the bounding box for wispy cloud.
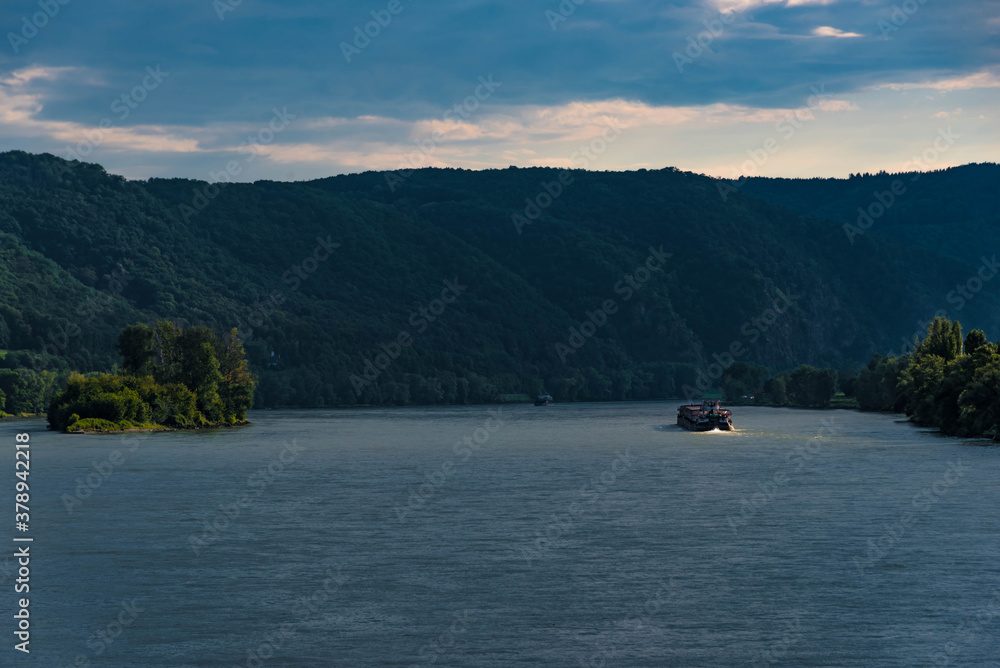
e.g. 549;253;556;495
811;26;863;38
257;97;861;171
932;108;963;120
872;69;1000;92
0;66;76;86
711;0;840;10
1;68;221;155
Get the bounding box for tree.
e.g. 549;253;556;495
964;329;987;356
787;365;837;408
153;320;183;384
763;376;787;405
0;369;60;414
116;324;156;376
838;369;858;397
957;344;1000;437
217;328;256;422
720;362;768;402
856;355;908;412
898;354;945;425
915;316;962;362
172;327;225;421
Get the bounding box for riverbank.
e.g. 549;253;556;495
65;419;251;434
715;393;860;410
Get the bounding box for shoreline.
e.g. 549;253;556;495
66;420;252;435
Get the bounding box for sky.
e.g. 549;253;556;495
0;0;997;182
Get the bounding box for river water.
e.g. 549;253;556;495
3;403;998;667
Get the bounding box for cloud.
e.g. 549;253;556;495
815;99;859;112
0;1;996;180
811;26;863;38
0;66;76;86
257;96;861;172
0;67;224;156
0;62;870;179
711;0;839;10
872;69;1000;92
932;108;963;120
1;0;994;123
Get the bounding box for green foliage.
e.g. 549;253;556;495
67;418;128;433
0;368;63;415
856;355;909;412
116;324;156;376
829;393;860;409
47;321;256;432
717;364;841;409
64;416;166;433
720;362;768;403
763;376;787;405
47;373;148;429
217;329;255;422
740;165;1000;275
914;317;963;362
857;317;1000;438
786;365;838;408
3;153;1000;408
957;348;1000;438
838;369;858;397
964;329;987;356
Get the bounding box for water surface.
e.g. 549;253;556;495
3;403;998;666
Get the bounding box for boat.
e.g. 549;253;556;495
534;394;553;406
677;400;733;432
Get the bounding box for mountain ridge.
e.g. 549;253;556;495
1;150;997;406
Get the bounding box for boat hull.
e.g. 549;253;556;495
677;415;733;432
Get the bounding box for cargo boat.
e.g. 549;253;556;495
677;400;733;432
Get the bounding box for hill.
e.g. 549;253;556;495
738;164;1000;269
1;151;997;407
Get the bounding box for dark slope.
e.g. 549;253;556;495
1;152;997;406
315;166;993;361
737;163;1000;267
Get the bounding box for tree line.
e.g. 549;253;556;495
17;315;1000;443
854;316;1000;439
720;362;842;408
0;366;65;417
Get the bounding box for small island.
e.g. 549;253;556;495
47;322;256;433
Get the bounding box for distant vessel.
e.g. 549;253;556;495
677;400;733;432
534;394;553;406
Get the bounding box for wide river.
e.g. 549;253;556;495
3;403;998;667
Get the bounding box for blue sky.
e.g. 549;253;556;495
0;0;996;181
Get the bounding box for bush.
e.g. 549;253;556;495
67;418;125;433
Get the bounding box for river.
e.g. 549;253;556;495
3;403;998;666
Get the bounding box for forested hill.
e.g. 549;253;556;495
0;150;997;407
738;164;1000;267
